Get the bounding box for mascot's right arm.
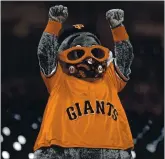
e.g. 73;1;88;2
37;5;68;77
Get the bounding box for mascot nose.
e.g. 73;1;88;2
86;58;93;64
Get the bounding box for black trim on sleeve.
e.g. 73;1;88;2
41;60;58;78
113;60;129;83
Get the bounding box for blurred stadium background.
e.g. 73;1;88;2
1;1;164;159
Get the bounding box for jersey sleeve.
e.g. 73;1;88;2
106;51;129;92
41;62;64;94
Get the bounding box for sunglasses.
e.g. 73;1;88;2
58;45;110;64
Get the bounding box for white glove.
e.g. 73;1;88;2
106;9;124;28
49;5;68;23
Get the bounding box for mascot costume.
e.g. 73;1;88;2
33;5;134;159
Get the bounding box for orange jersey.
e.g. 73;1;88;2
34;61;134;151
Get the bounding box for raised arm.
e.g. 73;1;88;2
37;5;68;77
106;9;134;80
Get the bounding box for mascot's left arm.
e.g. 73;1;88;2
106;9;134;83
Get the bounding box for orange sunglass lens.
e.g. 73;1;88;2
67;49;85;61
91;48;105;59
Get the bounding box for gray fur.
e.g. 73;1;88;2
58;32;100;53
49;5;68;23
34;147;133;159
106;9;124;28
37;32;59;77
70;34;99;47
114;40;134;78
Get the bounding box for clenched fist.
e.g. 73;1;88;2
49;5;68;23
106;9;124;28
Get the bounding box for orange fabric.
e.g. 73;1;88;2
112;26;129;42
44;20;62;35
34;61;134;151
41;63;63;94
107;62;128;92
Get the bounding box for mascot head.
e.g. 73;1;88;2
57;24;110;82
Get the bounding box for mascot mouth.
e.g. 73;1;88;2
76;63;90;70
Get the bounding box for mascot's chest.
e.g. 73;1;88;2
53;75;119;121
60;74;116;100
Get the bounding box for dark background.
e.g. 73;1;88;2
1;1;164;159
